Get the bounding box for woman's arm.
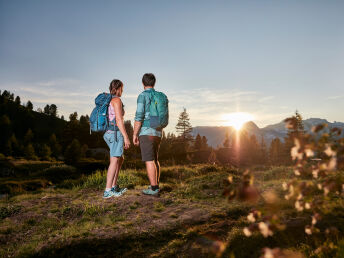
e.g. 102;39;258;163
112;98;130;149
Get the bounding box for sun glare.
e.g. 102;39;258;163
222;112;254;130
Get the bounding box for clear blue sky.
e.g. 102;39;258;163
1;0;343;131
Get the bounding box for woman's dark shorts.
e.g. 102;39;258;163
139;135;161;162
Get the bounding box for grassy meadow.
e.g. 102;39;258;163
1;164;344;257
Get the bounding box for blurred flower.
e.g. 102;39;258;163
263;190;278;204
243;227;252;237
324;186;330;196
305;226;312;235
259;222;273;237
291;139;303;161
282;182;288;190
328;157;337;171
228;175;233;183
312;169;319;179
295;200;304;212
294;169;301;176
324;144;336;157
305;148;314;157
247;213;256;222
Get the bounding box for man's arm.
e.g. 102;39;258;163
133;94;145;145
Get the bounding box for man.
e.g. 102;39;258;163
133;73;162;196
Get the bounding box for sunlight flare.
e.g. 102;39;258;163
222;112;254;130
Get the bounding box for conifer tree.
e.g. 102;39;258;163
201;136;208;150
26;101;33;111
25;143;36;160
223;131;230;148
24;129;34;145
15;96;21;105
49;134;61;158
64;139;81;165
269;138;283;165
176;108;192;140
194;134;202;150
40;144;52;160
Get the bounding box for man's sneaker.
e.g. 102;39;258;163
103;190;114;199
112;185;128;195
142;187;159;196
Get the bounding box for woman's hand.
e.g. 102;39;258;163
124;136;131;149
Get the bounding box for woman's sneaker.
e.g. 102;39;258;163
112;185;127;195
103;190;114;199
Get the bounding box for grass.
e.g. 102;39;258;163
0;164;343;257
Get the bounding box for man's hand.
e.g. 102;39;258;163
133;135;140;146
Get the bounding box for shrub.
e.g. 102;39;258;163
64;139;81;165
42;165;77;183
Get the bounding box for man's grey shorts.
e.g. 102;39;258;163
139;135;161;162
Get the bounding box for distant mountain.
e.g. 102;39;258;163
192;118;344;148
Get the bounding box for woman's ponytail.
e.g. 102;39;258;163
109;79;123;95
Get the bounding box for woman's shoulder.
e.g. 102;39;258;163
111;96;122;104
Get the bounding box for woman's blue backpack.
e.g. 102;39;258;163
89;93;114;133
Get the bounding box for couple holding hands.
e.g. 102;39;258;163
100;73;167;199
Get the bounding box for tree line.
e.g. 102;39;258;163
0;89;306;167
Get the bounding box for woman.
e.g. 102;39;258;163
103;79;131;198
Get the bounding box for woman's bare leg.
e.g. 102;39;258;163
106;157;119;189
112;156;124;187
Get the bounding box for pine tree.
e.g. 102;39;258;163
4;139;12;156
15;96;21;105
25;144;37;160
64;139;81;165
201;136;208;150
44;104;50;115
194;134;202;150
40;144;52;160
208;149;218;164
49;134;62;158
259;135;268;165
269;138;283;165
49;104;57;117
26;101;33;111
24;129;34;145
176;108;192;140
223;131;230;148
9;134;20;157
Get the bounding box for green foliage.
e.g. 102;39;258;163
40;144;52;160
24;144;37;160
0;205;21;220
64;139;81;165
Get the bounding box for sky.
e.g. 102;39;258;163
1;0;344;132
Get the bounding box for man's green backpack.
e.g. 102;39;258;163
143;89;169;130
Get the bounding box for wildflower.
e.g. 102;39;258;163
243;227;252;237
247;213;256;222
258;222;273;237
305;226;312;235
295;200;304;212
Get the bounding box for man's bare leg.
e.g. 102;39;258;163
112;156;124;187
154;160;160;184
146;161;157;186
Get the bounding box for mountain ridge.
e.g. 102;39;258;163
192;118;344;148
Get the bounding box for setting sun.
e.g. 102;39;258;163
222;112;254;130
